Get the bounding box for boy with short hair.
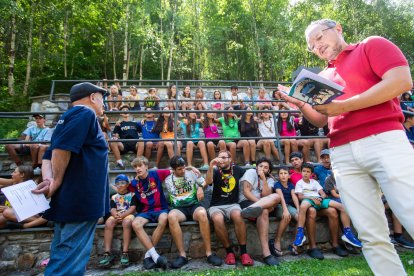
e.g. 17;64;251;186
293;163;361;250
99;174;137;268
143;88;160;110
130;156;170;269
269;166;300;256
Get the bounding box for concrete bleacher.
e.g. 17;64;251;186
0;86;336;272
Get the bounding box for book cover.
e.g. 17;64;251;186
288;69;344;105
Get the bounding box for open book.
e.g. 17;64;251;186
287;69;344;105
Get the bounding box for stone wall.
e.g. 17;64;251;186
0;218;332;272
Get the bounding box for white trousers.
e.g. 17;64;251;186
331;130;414;276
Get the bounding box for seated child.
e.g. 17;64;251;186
293;163;361;248
0;165;48;229
99;174;137;268
143;88;160;110
130;157;171;269
269;166;300;256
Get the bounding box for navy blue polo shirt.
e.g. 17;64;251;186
43;105;110;222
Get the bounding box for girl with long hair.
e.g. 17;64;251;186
152;107;182;159
202;112;226;161
179;86;193;110
256;107;281;163
166;84;178;110
238;107;258;165
181;111;209;169
217;107;251;166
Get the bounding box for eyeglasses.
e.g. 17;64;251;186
115;181;129;187
218;156;230;160
307;26;335;52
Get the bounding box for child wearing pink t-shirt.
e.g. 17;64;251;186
202;112;226;161
277;108;300;164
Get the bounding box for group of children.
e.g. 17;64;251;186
101;84;330;169
99;151;363;269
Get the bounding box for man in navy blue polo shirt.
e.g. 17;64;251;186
33;82;109;275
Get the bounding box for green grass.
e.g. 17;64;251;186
122;251;414;276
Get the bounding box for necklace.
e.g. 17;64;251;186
135;174;152;198
144;121;154;132
262;119;273;133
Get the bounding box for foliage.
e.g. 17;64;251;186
0;0;413;97
122;251;414;276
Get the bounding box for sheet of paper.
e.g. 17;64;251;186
1;180;49;222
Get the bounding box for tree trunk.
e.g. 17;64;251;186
122;3;129;85
166;0;177;82
159;0;164;83
139;44;144;82
104;34;108;79
111;25;117;79
63;9;69;78
248;0;264;83
8;12;16;95
23;4;34;96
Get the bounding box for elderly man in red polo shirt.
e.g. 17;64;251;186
279;19;414;275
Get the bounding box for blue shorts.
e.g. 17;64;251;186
136;209;169;223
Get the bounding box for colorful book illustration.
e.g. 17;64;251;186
288;69;344;105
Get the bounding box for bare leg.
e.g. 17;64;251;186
186;141;195;166
257;209;271;256
137;142;145;157
193;207;213;256
103;217;117;252
198;141;209;165
122;217;134;252
155;142;164;167
207;142;216;161
168;210;187;257
211;212;231;248
230;210;247;245
248;139;256;163
151;213;168;246
6;144;22;164
227;142;236;163
237;140;249;163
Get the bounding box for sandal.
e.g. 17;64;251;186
269;239;283;257
289;244;299;256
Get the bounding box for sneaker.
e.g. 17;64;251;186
200;164;209;170
244;162;252;167
143;257;156;270
170;256;188;269
240;253;254;266
33;167;42;176
393;235;414;249
120;252;129;266
10;163;18;170
99;252;114;268
207;253;223;266
332;246;349;257
294;228;306;246
224;252;236;265
263;255;280;266
156;255;168;269
307;248;324;260
116;162;125;170
152;166;158;170
241;206;263;219
342;228;362;248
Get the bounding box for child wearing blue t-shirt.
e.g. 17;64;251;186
269;166;299;256
99;174;137;268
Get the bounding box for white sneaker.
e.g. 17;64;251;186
10;163;18;170
33;167;42;176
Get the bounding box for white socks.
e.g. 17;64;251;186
148;247;160;263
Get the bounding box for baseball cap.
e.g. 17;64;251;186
70;82;108;103
32;114;45;119
115;174;129;184
320;149;330;157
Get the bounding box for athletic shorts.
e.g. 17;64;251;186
136;209;169;223
208;203;241;220
303;198;331;211
173;204;203;221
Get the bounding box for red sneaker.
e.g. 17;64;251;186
241;253;254;266
224;252;236;265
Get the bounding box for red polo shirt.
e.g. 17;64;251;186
319;36;407;147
